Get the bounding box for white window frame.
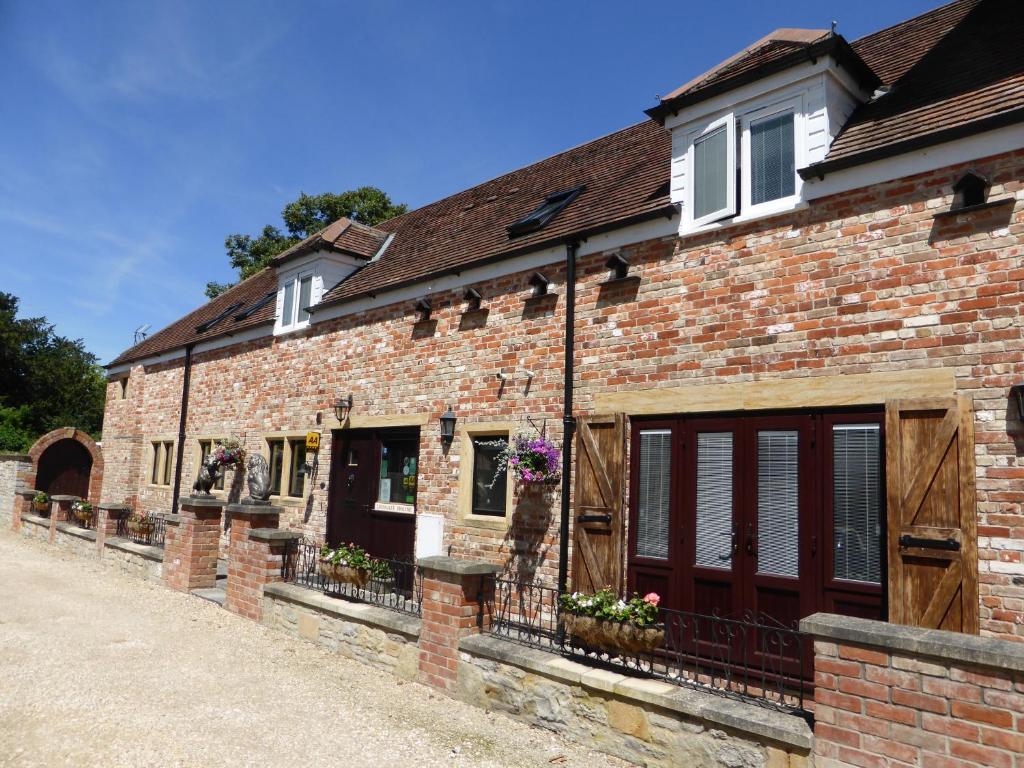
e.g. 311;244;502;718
277;269;314;332
687;113;736;227
740;95;804;219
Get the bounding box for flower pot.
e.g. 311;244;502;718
127;519;155;536
318;561;371;588
563;614;665;655
73;509;94;525
32;500;49;514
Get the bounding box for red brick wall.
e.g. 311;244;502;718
813;638;1024;768
101;148;1024;636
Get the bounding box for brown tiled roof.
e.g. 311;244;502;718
319;120;672;305
273;217;389;265
807;0;1024;175
109;269;278;366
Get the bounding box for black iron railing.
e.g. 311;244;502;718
116;515;167;548
283;538;422;617
485;577;810;716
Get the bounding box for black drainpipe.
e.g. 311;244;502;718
557;241;578;599
170;343;194;514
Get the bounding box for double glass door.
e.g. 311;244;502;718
628;411;884;630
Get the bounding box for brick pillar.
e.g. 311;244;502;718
95;503;131;555
223;502;294;620
162;496;225;592
417;556;500;693
48;495;79;544
13;488;36;532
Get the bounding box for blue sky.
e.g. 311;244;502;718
0;0;939;365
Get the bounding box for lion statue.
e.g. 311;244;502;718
246;454;272;502
192;454;222;497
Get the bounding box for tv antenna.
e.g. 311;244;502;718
134;324;151;344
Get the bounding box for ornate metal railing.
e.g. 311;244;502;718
116;515;167;548
485;577;811;716
282;538;421;617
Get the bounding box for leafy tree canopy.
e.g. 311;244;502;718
0;293;106;452
206;187;407;298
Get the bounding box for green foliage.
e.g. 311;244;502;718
559;589;661;627
207;187;407;298
33;491;48;504
319;541;394;580
0;293;106;452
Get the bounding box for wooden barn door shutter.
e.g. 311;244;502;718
572;414;626;593
885;397;978;634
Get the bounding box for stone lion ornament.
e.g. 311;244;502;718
246;454;272;502
192;455;221;497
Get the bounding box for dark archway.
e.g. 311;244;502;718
35;438;93;498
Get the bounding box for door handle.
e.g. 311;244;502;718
577;513;612;524
745;523;756;556
347;473;356;488
718;529;736;561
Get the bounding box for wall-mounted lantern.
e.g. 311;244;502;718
439;406;457;444
415;298;432;322
333;393;353;422
1012;384;1024;422
464;287;482;312
606;252;630;280
529;271;550;297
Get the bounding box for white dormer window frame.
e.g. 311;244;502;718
278;269;314;333
687;113;737;227
739;94;805;219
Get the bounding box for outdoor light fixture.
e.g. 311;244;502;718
439;406;457;444
333;393;353;422
605;252;630;280
1012;384;1024;422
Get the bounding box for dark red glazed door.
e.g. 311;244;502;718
327;432;377;548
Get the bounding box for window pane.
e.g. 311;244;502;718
695;432;734;569
472;438;506;516
282;281;295;326
297;276;313;323
162;442;173;486
636;429;671;560
288;439;305;498
694;126;728;219
380;438;418;504
751;112;795;204
757;430;799;577
268;441;284;496
833;425;882;584
151;443;161;484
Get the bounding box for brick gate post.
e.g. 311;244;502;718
416;556;501;693
95;503;131;555
48;495;79;544
162;496;225;593
13;488;37;532
223;502;297;621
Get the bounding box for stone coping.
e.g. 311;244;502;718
15;489;39;499
248;528;302;542
163;514;183;526
800;612;1024;674
459;635;813;752
50;494;81;502
21;513;50;528
416;556;501;576
105;538;164;562
226;503;283;516
179;496;227;508
54;523;97;542
0;452;31;462
97;503;132;513
262;582;421;640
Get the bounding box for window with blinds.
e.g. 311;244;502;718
636;429;671;560
757;430;799;577
832;424;882;584
750;112;795;205
695;432;734;569
694;126;729;219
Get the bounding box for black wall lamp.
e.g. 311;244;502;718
333;393;353;422
440;406;457;444
1012;384;1024;422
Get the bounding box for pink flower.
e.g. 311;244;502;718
643;592;660;606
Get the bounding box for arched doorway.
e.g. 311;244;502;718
36;439;93;498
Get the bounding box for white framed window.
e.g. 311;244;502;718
688;114;736;226
740;96;803;217
278;270;314;331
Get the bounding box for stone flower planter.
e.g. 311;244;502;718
73;508;94;525
32;500;49;514
563;614;665;655
318;560;371;588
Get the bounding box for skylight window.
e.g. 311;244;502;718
234;292;275;321
507;185;585;237
195;302;243;333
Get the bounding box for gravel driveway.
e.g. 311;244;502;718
0;531;631;768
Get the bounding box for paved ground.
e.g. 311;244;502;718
0;531;630;768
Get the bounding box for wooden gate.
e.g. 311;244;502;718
885;396;978;633
572;414;626;593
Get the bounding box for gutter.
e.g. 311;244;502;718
170;343;194;514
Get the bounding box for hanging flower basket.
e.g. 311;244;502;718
318;561;371;588
127;518;155;535
32;493;49;514
560;589;665;655
213;437;245;469
317;542;392;591
72;502;94;525
481;432;561;487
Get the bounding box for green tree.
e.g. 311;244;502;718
206;187;407;298
0;293;106;452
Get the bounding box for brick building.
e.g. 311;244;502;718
102;0;1024;641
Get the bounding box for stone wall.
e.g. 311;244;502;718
100;148;1024;635
53;524;99;559
0;454;31;528
19;514;50;543
261;582;420;680
803;613;1024;768
458;635;811;768
102;539;163;583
